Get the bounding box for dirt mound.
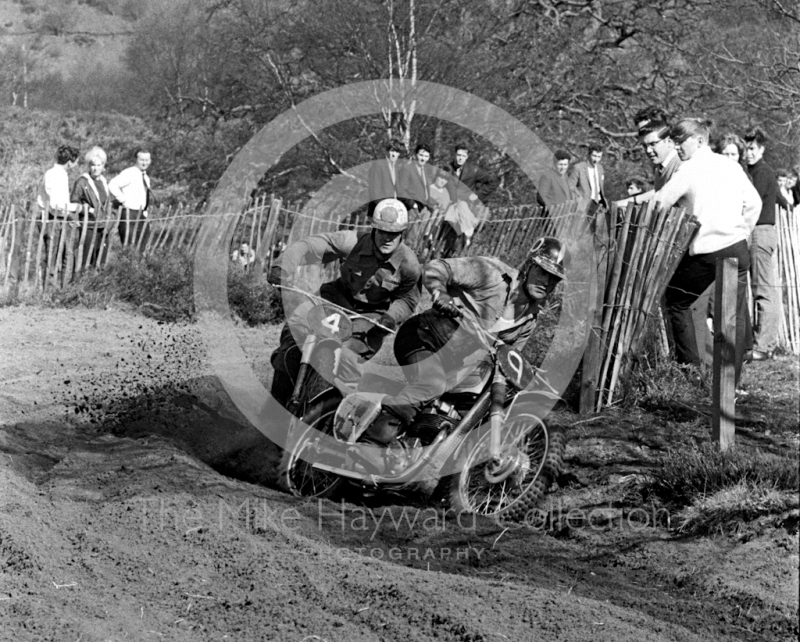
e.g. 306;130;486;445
1;307;797;641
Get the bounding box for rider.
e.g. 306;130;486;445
363;237;566;446
267;198;422;408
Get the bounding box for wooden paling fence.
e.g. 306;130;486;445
0;199;272;293
268;199;587;274
776;206;800;355
584;201;698;411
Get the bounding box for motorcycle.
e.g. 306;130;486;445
276;303;566;523
272;286;395;419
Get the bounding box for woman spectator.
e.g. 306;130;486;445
713;132;748;174
70;146;110;267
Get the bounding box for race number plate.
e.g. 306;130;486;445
307;304;353;341
497;345;535;389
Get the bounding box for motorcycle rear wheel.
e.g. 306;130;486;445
448;413;565;522
278;395;344;498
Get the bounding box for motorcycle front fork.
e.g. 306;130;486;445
287;334;341;414
489;370;507;461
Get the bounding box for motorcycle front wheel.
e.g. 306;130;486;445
448;413;565;522
278;395;344;498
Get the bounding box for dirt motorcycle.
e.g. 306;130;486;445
271;285;395;419
277;304;566;523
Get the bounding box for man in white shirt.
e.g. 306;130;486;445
108;149;153;248
37;145;80;284
654;118;762;384
38;145;80;218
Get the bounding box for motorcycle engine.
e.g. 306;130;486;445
404;410;456;446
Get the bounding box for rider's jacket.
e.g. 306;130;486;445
277;230;422;324
424;256;540;350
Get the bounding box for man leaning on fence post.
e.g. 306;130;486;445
37;145;80;284
108;149;153;249
654;118;761;387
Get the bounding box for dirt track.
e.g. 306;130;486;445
1;307;797;641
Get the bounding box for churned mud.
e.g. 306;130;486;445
1;307;797;641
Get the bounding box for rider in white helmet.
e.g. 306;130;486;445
268;198;423;408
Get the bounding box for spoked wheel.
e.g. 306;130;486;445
278;396;345;498
448;413;566;522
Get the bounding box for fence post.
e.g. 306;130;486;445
0;205;12;287
101;206;119;269
3;209;16;292
712;257;737;451
75;204;89;274
255;198;283;273
22;205;37;291
579;202;610;415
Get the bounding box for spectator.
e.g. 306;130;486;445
790;167;800;205
109;148;153;248
70;146;110;268
777;169;794;209
743;127;789;360
231;242;256;268
37;145;80;283
655;118;761;385
536;150;577;210
37;145;80;218
428;169;451;214
439;143;498;257
713;132;748;174
446;143;498;214
440;188;480;255
568;143;609;212
399;143;435;214
641;120;682;191
367;139;403;217
613;176;650;209
706;133;749;329
626;177;647;197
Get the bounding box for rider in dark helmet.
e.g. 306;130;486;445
363;237;567;447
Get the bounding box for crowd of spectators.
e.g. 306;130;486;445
37;145;155;273
629;108;796;386
366;140;498;259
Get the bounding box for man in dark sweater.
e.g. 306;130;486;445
744;128;789;360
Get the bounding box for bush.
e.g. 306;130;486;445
49;249;284;326
56;248;196;321
227;264;284;326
